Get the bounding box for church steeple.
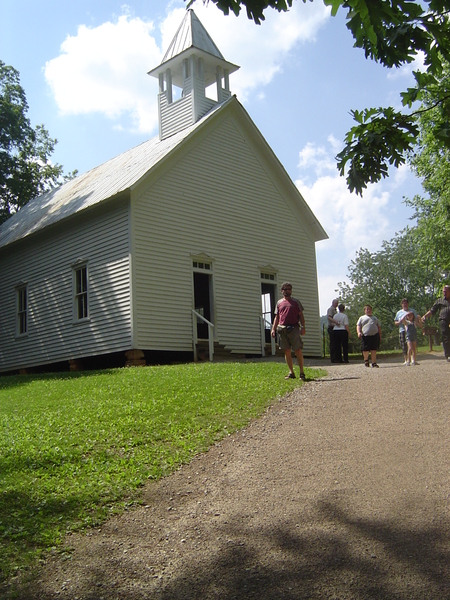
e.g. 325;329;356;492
148;10;240;140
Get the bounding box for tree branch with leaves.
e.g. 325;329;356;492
187;0;450;194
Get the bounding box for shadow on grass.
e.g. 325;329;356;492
9;495;450;600
0;369;99;391
0;490;96;580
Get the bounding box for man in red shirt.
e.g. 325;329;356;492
271;282;306;380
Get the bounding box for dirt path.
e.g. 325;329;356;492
6;353;450;599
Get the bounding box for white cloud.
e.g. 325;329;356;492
298;170;390;259
295;138;395;313
44;1;330;133
296;138;393;254
45;15;162;133
192;1;331;101
296;138;420;313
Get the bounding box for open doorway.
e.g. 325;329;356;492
261;282;276;343
194;271;213;339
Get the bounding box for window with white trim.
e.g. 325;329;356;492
192;260;212;271
16;285;28;336
260;272;276;281
74;264;89;320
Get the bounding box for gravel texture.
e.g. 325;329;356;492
5;353;450;599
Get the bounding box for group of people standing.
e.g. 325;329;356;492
327;284;450;368
393;286;450;365
327;300;382;367
269;281;450;381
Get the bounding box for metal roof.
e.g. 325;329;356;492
148;10;239;88
162;10;224;63
0;95;327;250
0;101;226;250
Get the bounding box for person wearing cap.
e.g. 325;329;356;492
271;282;306;380
422;284;450;361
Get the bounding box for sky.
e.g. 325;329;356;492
0;0;424;315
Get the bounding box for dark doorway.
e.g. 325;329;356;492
261;282;276;343
194;272;212;339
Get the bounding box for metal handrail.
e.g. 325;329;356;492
260;316;276;357
192;310;214;362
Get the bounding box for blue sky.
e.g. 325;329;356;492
1;0;424;314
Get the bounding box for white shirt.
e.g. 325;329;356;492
333;312;349;330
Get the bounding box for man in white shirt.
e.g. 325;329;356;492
327;299;339;363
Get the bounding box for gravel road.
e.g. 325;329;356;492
6;353;450;600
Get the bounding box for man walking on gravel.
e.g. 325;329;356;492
271;282;306;380
422;284;450;361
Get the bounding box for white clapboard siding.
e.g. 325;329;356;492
0;201;132;372
160;93;194;140
193;76;216;120
132;115;322;356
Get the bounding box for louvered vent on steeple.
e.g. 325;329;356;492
148;10;240;140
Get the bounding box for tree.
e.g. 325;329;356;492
188;0;450;195
336;228;442;348
406;60;450;275
0;61;75;225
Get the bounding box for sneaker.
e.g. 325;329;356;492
371;363;379;368
405;361;411;366
299;373;306;381
412;361;417;366
447;357;450;362
364;360;370;367
285;372;296;379
403;361;409;366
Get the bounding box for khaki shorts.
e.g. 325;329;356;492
277;325;303;352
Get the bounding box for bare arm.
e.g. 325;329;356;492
299;311;305;334
271;314;279;337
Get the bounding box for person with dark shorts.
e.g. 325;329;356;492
271;282;306;380
356;304;382;368
422;284;450;361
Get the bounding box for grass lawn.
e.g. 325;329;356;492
0;360;324;583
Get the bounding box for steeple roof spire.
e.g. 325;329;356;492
148;9;240;140
149;9;239;87
162;9;225;63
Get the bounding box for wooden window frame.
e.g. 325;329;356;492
16;284;28;337
73;263;89;322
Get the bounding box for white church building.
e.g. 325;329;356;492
0;10;327;373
